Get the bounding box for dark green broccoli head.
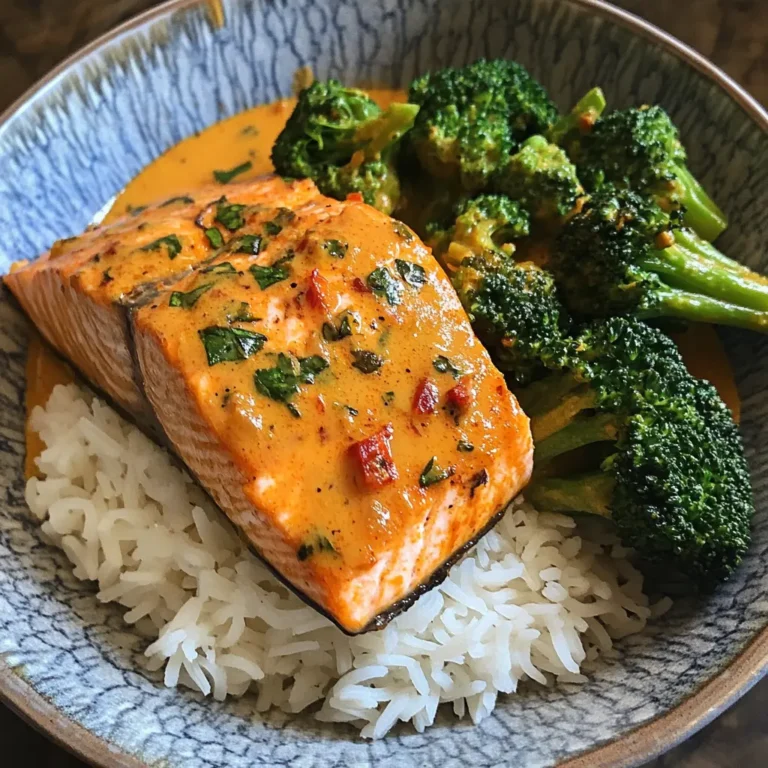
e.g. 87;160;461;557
569;104;726;240
524;316;753;590
408;59;558;193
271;80;418;214
551;187;768;332
551;186;673;316
316;157;400;214
574;316;696;412
272;80;381;174
573;105;684;198
493;135;583;222
427;193;530;258
453;255;572;385
610;378;752;589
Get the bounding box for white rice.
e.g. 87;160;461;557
26;383;659;738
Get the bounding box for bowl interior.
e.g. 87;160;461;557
1;1;767;767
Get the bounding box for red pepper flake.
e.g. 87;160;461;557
306;268;330;310
346;192;364;203
352;276;370;294
349;423;398;489
412;378;439;414
446;377;475;410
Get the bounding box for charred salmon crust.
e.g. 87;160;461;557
5;175;534;634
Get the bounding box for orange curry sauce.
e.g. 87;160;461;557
23;90;741;479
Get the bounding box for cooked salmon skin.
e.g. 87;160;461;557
5;176;533;634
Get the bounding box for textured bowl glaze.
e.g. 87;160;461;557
1;1;767;766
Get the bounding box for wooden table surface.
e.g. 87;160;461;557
1;2;766;766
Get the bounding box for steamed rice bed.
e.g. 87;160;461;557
25;383;663;738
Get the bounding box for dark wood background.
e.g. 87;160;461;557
1;2;766;766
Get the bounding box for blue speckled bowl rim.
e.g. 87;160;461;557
0;1;767;766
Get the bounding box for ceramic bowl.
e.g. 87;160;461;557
1;1;767;766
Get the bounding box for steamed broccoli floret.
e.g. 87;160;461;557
453;255;573;385
568;105;727;241
426;193;570;385
271;79;418;214
547;87;607;147
493;135;584;223
407;59;558;194
523;318;753;589
550;187;768;333
426;193;530;259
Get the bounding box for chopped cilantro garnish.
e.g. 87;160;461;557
249;252;293;289
127;204;147;216
169;283;212;309
198;326;266;365
299;355;330;383
204;228;224;248
393;220;414;241
322;314;353;342
140;234;182;259
433;355;464;378
323;239;348;259
457;439;475;452
351;349;383;374
382;391;395;406
213;160;253;184
366;267;403;306
161;195;194;206
395;259;427;289
227;301;259;323
215;199;246;231
201;261;236;274
101;268;114;285
264;220;282;236
253;352;329;412
297;534;336;561
419;457;456;488
230;234;262;255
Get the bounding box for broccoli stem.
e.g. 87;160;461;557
639;242;768;314
671;162;728;242
548;87;607;145
673;228;763;277
527;472;615;517
534;412;618;463
356;103;420;160
643;289;768;333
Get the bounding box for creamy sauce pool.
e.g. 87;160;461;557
23;90;741;477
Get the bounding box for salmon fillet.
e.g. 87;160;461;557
5;175;533;633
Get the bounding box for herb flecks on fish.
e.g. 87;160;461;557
169;283;213;309
140;234;182;259
213;161;253;184
419;457;456;488
366;266;403;306
199;326;267;365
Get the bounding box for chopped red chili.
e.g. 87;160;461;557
352;276;370;293
306;268;330;310
412;378;439;414
446;377;474;410
349;423;398;489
